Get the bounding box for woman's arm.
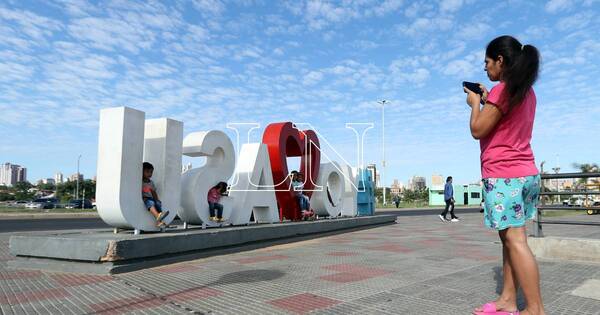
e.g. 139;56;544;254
465;85;503;139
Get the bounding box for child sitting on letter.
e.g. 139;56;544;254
208;182;228;222
293;172;314;220
142;162;169;227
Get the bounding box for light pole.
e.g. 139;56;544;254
378;100;388;206
552;154;560;203
76;154;82;203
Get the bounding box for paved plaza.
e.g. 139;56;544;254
1;212;600;314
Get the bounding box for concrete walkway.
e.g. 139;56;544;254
1;212;599;314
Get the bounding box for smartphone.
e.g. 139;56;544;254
462;81;483;95
462;81;485;105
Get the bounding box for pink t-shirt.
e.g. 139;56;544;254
480;82;538;179
207;187;221;204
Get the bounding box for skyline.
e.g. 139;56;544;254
1;0;600;185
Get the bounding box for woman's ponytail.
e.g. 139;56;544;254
486;36;540;110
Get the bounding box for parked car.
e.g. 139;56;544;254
25;198;58;209
65;199;93;209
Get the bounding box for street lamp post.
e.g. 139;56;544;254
76;154;82;203
378;100;388;206
552;154;560;203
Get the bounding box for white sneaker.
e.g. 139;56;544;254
451;218;459;222
438;215;447;222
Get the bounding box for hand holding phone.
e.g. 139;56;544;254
462;81;485;105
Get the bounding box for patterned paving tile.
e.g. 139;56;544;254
268;293;341;314
1;213;599;314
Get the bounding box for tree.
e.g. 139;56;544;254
37;183;56;191
56;180;96;203
572;163;599;189
0;192;15;201
14;181;35;201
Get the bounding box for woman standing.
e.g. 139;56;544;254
466;36;544;315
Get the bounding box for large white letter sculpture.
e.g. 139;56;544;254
341;165;358;217
96;107;183;231
144;119;183;223
228;143;279;225
180;130;235;226
311;162;345;217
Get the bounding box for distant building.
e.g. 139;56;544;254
408;176;426;190
390;179;404;195
431;174;444;186
41;178;55;185
55;172;64;184
429;182;483;206
70;173;84;182
0;163;27;187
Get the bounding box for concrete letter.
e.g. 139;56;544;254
180;130;235;225
96;107;183;231
311;162;345;217
228;143;279;225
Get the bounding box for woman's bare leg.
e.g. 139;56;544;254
504;226;545;315
495;230;518;311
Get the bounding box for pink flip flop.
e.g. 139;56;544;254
474;311;519;315
474;302;498;313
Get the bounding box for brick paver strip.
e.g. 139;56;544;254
0;287;70;304
234;254;289;264
89;295;165;314
0;270;42;281
268;293;341;314
155;263;202;273
165;286;224;302
366;243;414;253
326;251;358;257
322;263;390;274
49;273;113;287
319;272;388;283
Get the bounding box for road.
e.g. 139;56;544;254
0;207;481;233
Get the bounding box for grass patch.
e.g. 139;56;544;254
541;210;586;217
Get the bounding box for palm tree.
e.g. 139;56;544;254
572;163;600;205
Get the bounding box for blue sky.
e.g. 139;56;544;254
1;0;599;186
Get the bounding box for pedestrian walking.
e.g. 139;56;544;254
393;194;400;208
438;176;459;222
467;36;544;315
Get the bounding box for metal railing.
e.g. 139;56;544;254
533;163;600;237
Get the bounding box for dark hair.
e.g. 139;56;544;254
143;162;154;171
486;35;540;110
213;181;228;193
446;176;452;182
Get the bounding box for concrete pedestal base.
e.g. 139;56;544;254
9;215;396;274
528;236;600;263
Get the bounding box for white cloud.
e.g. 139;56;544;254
192;0;226;16
388;58;431;87
68;17;155;53
557;12;595;31
398;16;454;37
441;50;483;77
453;22;491;41
0;62;34;82
366;0;404;17
440;0;464;12
545;0;573;13
303;71;324;85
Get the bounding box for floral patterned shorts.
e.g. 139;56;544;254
482;175;540;230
